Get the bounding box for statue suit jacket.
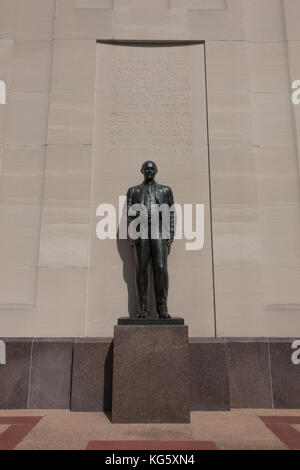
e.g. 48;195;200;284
126;182;175;247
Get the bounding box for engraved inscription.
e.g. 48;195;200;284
105;51;193;157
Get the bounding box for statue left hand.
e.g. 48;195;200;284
165;233;174;248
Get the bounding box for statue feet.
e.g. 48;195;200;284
158;311;171;319
137;311;148;319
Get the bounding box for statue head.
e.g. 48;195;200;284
141;161;158;183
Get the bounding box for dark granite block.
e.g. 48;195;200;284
118;317;184;325
189;340;230;411
269;340;300;409
112;326;190;423
0;339;32;409
228;341;272;408
71;339;113;412
28;339;73;409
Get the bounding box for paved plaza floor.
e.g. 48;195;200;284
1;409;300;450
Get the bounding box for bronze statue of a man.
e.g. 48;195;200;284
127;161;175;319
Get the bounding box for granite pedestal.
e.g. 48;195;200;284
112;324;190;423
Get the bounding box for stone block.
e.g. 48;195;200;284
0;267;37;306
14;0;56;41
10;40;52;91
43;144;92;206
0;38;13;85
71;339;113;411
39;205;90;268
0;268;87;337
0;203;41;267
247;42;289;93
244;0;285;43
0;339;32;409
5;91;49;146
112;325;190;423
51;40;96;90
0;146;45;204
28;339;74;409
0;0;17;38
269;339;300;408
55;0;113;40
228;340;272;408
189;339;230;410
48;91;94;144
283;0;300;40
33;268;87;337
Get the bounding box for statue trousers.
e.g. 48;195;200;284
134;235;169;315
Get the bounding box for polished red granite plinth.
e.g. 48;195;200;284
112;325;190;424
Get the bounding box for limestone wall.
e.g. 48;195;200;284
0;0;300;337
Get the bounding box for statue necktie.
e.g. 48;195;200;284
147;184;152;223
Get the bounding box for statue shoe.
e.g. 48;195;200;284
158;311;171;319
137;311;148;319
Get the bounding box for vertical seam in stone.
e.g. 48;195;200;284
53;0;59;41
26;339;34;409
84;40;98;336
267;339;275;409
203;41;217;338
33;0;57;303
281;0;300;176
69;341;75;410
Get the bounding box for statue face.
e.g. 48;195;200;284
142;162;157;182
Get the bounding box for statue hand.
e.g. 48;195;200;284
165;233;174;248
